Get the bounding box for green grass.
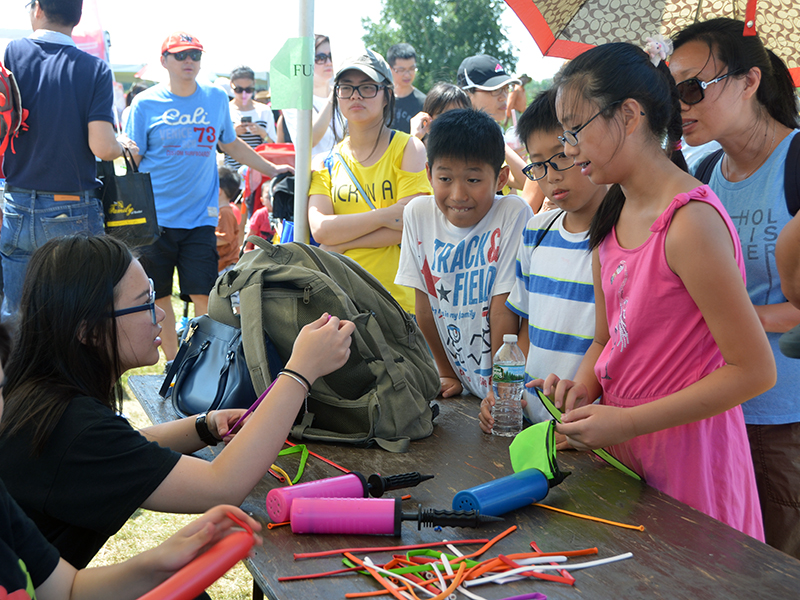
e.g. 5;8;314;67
87;291;254;600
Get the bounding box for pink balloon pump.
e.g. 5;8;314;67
290;497;502;535
266;471;435;523
266;472;368;523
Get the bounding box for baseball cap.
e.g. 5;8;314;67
161;32;204;55
335;49;393;85
457;55;521;91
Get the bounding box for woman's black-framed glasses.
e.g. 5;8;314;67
559;100;621;147
232;85;254;94
335;83;385;99
113;279;157;325
522;152;575;181
315;52;333;65
676;72;736;105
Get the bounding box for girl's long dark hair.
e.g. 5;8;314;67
672;18;799;131
0;236;133;454
553;43;687;250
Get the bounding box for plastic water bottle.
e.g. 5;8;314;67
491;334;525;437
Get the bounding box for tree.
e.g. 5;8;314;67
362;0;517;94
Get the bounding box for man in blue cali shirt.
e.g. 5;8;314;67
1;0;139;322
127;32;292;362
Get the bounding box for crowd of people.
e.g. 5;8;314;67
1;0;799;597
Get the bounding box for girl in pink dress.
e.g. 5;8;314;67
534;43;775;539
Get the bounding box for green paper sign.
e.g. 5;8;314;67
269;37;314;110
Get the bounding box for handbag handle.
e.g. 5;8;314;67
121;146;140;174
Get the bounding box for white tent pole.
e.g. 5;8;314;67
292;0;314;243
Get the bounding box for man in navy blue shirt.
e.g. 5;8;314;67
1;0;138;321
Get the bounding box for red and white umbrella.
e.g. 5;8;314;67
505;0;800;85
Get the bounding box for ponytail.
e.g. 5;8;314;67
761;49;799;129
589;185;626;250
657;60;689;174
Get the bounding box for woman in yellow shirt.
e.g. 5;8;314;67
308;49;429;314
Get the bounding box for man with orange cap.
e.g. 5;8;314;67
126;31;291;364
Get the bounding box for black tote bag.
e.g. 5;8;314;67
98;147;159;247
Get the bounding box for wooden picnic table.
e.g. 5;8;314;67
129;374;800;599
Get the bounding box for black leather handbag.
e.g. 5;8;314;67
159;315;257;417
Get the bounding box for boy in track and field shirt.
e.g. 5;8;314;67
396;108;532;403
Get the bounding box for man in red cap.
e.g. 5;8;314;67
126;31;291;363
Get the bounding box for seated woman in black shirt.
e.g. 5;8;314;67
0;235;354;568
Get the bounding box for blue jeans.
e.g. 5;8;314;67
1;189;104;320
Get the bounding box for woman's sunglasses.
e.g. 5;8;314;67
165;50;203;62
676;72;736;105
315;52;333;65
233;86;255;94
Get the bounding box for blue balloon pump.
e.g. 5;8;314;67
452;468;553;517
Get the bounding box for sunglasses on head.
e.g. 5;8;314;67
233;86;254;94
166;49;203;62
315;52;333;65
676;72;736;105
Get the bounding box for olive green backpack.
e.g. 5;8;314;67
208;238;439;452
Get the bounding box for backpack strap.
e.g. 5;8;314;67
354;312;407;391
209;235;277;395
694;137;799;217
784;133;800;217
373;436;411;453
231;236;278;394
532;210;564;251
694;148;724;184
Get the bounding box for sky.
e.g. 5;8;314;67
2;0;565;81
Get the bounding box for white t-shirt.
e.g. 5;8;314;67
396;194;532;398
225;101;277;169
283;95;343;161
505;210;595;422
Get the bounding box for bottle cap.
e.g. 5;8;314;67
502;334;518;343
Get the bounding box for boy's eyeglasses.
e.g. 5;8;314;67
166;50;203;62
315;52;333;65
676;72;736;105
522;152;575;181
335;83;385;99
233;86;254;94
559;100;621;147
112;279;157;325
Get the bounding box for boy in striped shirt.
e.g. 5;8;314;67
479;89;606;433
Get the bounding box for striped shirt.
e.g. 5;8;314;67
506;210;595;422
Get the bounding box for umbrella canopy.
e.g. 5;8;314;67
506;0;800;85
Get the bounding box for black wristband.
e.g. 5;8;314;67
195;412;219;446
281;368;312;392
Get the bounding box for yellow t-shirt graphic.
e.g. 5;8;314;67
309;131;431;313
